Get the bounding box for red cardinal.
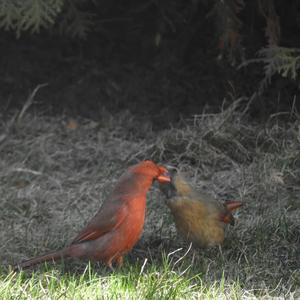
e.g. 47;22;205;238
160;170;242;247
16;160;170;269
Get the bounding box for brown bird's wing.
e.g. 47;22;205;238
71;198;128;244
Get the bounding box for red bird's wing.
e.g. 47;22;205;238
71;165;149;245
71;199;128;244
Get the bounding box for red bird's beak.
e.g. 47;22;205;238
156;167;171;183
157;174;171;183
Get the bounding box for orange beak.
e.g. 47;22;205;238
156;166;171;183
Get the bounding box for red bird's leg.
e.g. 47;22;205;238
115;256;124;268
106;259;114;271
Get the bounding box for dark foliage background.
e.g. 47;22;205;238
0;0;299;120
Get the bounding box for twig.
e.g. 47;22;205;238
17;83;48;123
0;83;48;147
11;168;43;176
167;247;183;260
139;258;148;275
173;242;193;268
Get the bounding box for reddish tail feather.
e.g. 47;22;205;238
225;200;243;211
15;249;67;270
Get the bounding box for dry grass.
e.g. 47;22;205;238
0;101;299;298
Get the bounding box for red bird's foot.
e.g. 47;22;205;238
106;255;124;271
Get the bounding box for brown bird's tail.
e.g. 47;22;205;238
15;249;67;270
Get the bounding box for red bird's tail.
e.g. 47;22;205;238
15;249;67;270
220;200;243;225
225;200;243;211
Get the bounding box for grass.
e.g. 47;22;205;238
0;100;299;299
0;257;270;299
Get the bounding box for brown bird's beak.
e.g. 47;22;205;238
158;166;178;197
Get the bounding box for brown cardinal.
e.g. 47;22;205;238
16;160;170;270
160;170;242;247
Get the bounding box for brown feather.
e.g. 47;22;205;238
161;172;242;247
